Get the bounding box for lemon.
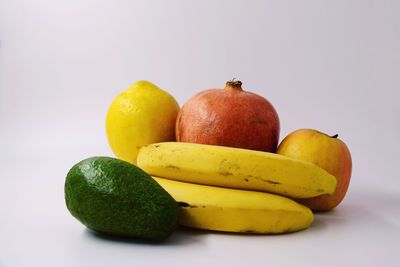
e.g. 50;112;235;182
106;81;180;164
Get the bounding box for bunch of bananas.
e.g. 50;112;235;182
137;142;337;234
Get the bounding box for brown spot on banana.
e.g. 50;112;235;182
265;179;280;185
177;202;190;207
165;165;180;170
177;202;200;208
218;171;233;176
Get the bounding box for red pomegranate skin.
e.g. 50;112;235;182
176;81;280;152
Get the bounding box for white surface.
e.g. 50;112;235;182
1;0;399;266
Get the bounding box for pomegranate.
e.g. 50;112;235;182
176;80;280;152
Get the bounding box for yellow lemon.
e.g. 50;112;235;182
106;81;180;164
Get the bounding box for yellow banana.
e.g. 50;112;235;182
137;142;337;198
153;177;313;234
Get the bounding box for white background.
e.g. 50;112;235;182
1;0;399;266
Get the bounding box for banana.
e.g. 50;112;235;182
153;177;313;234
137;142;337;198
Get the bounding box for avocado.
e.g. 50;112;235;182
65;156;179;241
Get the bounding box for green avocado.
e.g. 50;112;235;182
65;156;179;241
